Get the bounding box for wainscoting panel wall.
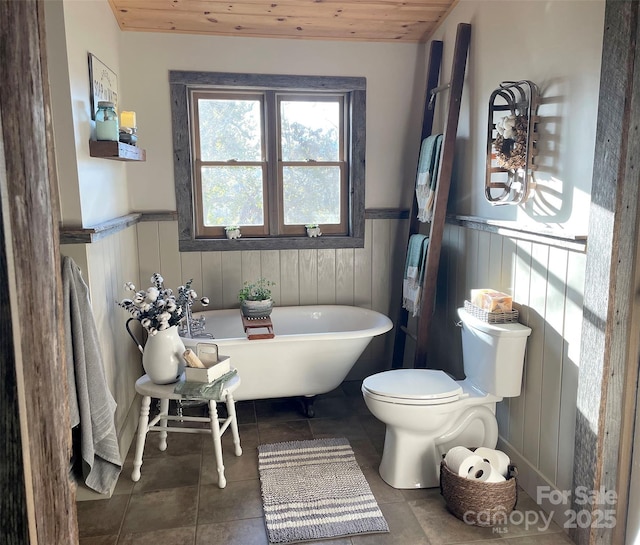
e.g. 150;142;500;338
61;225;143;498
428;223;585;494
135;218;407;380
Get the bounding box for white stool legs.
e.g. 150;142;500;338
131;395;151;482
208;400;226;488
131;373;242;489
158;398;169;451
226;392;243;457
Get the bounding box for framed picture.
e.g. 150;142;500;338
88;53;118;120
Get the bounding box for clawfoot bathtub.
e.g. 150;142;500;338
181;305;393;414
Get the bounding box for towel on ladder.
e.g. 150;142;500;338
415;134;443;223
62;256;122;494
403;234;430;317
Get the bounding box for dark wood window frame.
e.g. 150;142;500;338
170;70;366;251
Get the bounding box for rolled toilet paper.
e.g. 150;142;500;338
473;447;511;477
467;460;506;483
444;446;484;477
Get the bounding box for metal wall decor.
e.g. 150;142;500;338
485;80;539;206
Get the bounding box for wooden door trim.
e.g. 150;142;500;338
0;1;79;543
572;2;640;544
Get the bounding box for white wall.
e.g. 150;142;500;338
423;0;605;525
431;0;603;234
61;0;131;226
44;0;83;225
118;32;425;211
46;0;144;497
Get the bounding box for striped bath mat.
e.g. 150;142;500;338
258;437;389;544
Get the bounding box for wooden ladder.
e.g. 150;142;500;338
392;22;472;368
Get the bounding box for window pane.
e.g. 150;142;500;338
282;166;341;224
201;166;264;226
280;100;340;162
198;98;262;161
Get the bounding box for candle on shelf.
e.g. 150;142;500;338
120;111;137;130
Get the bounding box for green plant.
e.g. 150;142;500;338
238;277;275;302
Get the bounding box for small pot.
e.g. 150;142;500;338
225;228;241;240
240;298;273;319
306;226;322;238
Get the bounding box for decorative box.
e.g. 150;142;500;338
470;289;513;313
184;355;231;384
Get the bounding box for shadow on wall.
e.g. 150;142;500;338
524;77;572;224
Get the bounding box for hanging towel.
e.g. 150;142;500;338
415;134;443;223
402;234;430;317
62;256;122;495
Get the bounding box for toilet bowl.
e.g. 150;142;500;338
362;307;531;489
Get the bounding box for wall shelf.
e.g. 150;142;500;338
89;140;146;161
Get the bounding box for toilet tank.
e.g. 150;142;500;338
458;307;532;397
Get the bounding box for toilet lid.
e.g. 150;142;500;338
362;369;462;401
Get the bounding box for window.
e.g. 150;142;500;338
170;71;366;251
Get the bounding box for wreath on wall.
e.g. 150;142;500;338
493;114;528;170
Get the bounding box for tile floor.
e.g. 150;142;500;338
77;381;574;545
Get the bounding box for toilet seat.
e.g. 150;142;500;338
362;369;463;405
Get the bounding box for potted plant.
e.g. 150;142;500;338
238;277;275;319
225;225;241;239
305;223;322;237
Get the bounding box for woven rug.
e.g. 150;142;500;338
258;437;389;544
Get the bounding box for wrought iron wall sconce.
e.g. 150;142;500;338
485;80;540;205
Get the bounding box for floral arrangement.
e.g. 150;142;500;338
238;277;275;302
117;273;209;335
493;114;528;170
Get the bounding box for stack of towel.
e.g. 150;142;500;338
415;134;443;223
402;234;429;317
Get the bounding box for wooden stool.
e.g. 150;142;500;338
131;372;242;488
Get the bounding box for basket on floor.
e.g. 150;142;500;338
439;460;518;527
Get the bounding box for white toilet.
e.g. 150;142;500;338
362;307;532;489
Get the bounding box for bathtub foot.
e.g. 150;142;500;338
301;396;316;418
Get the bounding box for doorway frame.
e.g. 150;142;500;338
0;0;79;543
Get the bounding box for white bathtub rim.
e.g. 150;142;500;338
181;304;393;343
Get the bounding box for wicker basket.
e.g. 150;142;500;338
463;300;519;324
439;460;518;527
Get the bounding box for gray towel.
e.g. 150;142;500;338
62;256;122;494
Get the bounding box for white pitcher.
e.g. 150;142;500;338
127;319;185;384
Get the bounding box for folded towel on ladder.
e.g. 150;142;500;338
415;134;443;223
403;234;430;317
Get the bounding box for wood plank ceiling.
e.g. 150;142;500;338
107;0;458;43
